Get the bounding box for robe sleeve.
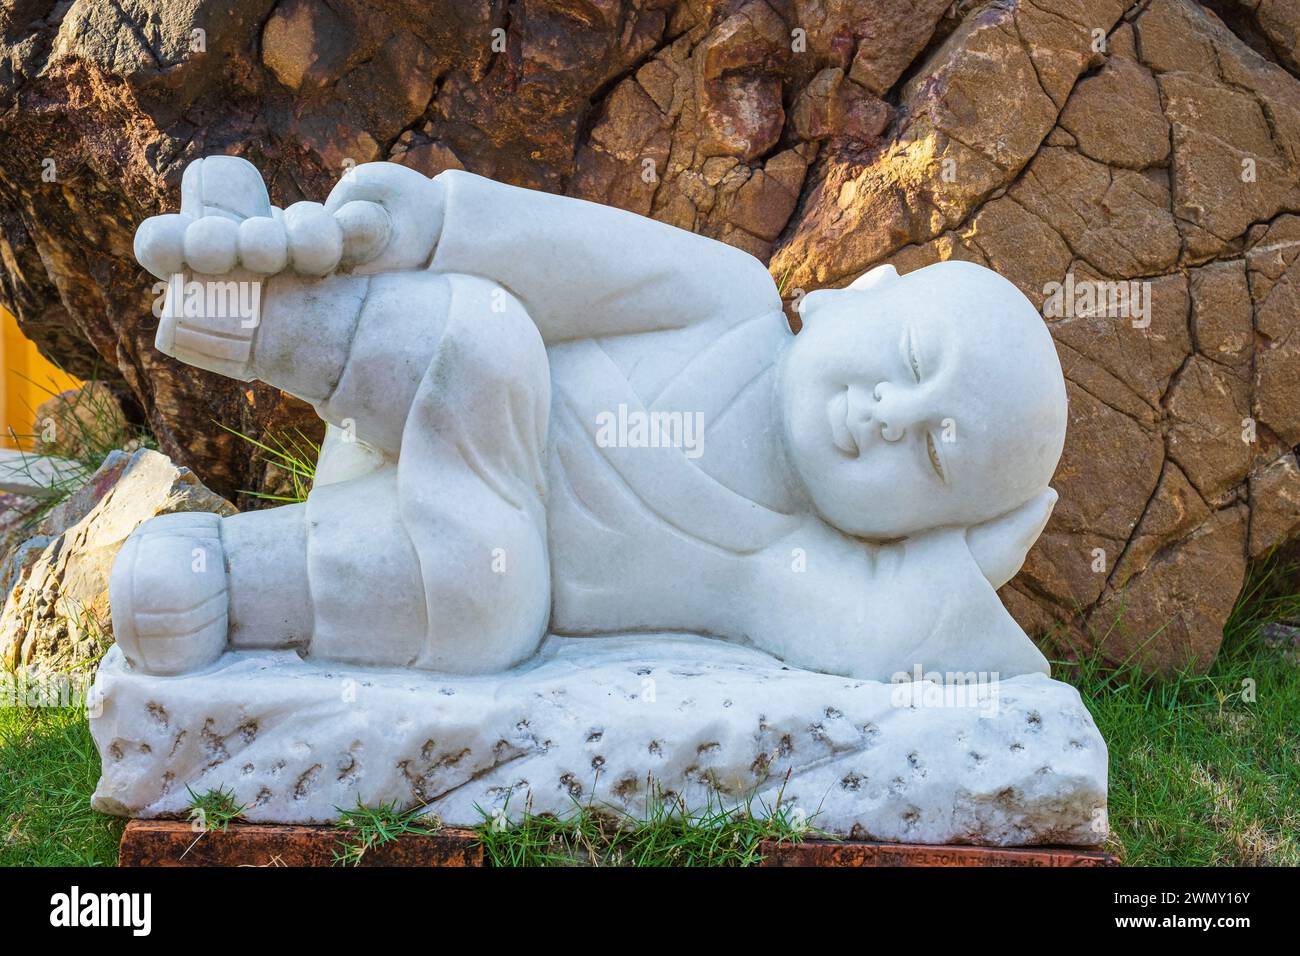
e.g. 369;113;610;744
428;170;782;343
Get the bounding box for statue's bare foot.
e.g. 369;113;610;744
109;512;229;675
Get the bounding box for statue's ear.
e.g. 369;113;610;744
798;264;901;325
847;263;899;292
796;288;844;323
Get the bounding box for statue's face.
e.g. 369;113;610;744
778;261;1068;539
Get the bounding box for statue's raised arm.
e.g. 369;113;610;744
311;160;783;340
417;169;782;341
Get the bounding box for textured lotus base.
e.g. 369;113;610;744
90;635;1109;846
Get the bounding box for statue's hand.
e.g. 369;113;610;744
964;489;1057;590
322;161;445;274
135;156;405;380
134;155;396;281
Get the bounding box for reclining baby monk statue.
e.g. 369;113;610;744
117;155;1068;683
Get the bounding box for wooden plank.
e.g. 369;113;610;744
119;820;1117;867
117;820;484;867
758;839;1119;867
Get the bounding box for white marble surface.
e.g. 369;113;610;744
97;157;1099;840
90;636;1109;846
114;156;1070;683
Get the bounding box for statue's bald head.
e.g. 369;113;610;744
778;260;1068;539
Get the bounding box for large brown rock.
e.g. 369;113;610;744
0;0;1297;673
31;381;130;459
776;0;1300;675
0;447;235;671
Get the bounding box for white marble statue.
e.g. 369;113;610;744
92;156;1103;841
117;155;1068;683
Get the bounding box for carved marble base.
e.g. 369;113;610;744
90;636;1108;847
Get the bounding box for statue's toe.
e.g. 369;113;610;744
237;215;289;274
283;201;343;276
180;155;272;222
134;213;191;280
109;512;229;675
183;215;240;275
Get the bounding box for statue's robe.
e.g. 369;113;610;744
432;172;820;642
302;171;1048;680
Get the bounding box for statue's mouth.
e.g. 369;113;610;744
828;389;861;456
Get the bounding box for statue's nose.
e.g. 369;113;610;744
871;381;924;441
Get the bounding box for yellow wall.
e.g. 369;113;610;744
1;305;81;449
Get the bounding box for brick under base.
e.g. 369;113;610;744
117;820;1119;867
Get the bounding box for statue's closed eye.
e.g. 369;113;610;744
905;324;923;383
926;432;947;484
908;345;922;382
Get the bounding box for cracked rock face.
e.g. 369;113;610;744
90;636;1110;845
1;0;1298;671
0;448;235;671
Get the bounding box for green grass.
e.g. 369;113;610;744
218;423;319;504
472;784;813;867
1069;556;1300;866
185;786;247;833
332;800;442;866
0;704;123;866
0;561;1296;867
